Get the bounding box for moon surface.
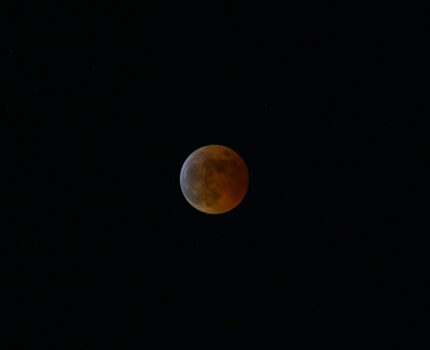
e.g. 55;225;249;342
180;145;249;214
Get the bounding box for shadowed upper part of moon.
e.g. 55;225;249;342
180;145;249;214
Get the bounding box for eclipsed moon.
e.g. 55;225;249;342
180;145;249;214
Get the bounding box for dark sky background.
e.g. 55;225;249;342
5;2;426;349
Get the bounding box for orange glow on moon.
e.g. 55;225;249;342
180;145;249;214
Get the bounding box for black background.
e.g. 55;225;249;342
5;2;426;348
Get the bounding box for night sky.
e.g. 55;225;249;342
6;3;425;348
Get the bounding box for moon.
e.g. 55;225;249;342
180;145;249;214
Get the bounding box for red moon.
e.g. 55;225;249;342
180;145;249;214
